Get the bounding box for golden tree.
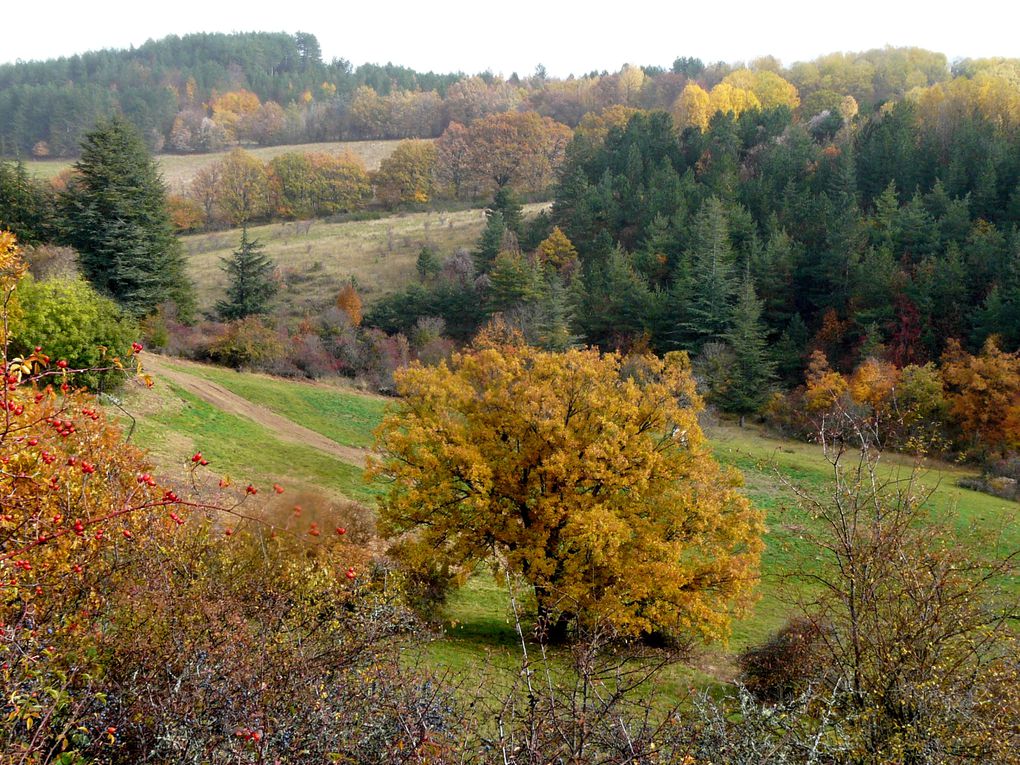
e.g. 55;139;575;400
370;344;764;642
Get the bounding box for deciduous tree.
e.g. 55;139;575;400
372;139;437;206
370;345;764;643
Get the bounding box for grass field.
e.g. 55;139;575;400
181;203;549;317
113;359;1019;696
160;359;390;449
16;138;405;190
119;373;373;502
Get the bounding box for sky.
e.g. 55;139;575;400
4;1;1019;75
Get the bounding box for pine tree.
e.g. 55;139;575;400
59;116;194;317
721;278;776;425
216;226;278;320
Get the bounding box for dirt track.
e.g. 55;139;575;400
143;355;371;468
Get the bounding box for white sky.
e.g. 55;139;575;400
4;1;1019;76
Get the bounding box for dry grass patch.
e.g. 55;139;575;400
18;139;407;190
183;204;549;317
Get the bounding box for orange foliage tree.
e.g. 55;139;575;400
940;337;1020;454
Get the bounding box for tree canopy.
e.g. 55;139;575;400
370;343;764;642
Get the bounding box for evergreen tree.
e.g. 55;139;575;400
720;279;776;425
473;211;506;273
681;197;737;350
0;160;52;244
59;116;193;317
216;226;278;320
416;245;441;281
534;274;577;351
489;187;523;235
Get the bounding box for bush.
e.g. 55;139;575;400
11;274;139;389
737;617;827;704
93;523;456;764
208;317;284;369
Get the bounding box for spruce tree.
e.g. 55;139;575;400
473;211;506;273
59;116;194;317
721;278;776;425
489;186;523;235
681;197;737;350
216;226;278;320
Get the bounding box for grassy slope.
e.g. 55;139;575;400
116;361;1018;696
161;359;389;448
121;376;372;501
18;139;405;188
181;203;548;317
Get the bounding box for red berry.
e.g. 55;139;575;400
335;526;346;536
273;483;284;494
56;360;68;369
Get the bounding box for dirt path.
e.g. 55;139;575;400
143;355;371;468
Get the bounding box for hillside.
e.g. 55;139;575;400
116;356;1019;691
181;203;549;316
20;138;403;189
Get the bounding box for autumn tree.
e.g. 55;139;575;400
721;69;800;110
214;148;271;225
372;139;437;206
336;281;363;326
536;226;579;272
371;345;764;643
216;226;277;320
439;112;572;196
58;117;194;317
940;337;1020;454
434;121;475;199
210;89;262;142
672;82;712;131
267;151;370;219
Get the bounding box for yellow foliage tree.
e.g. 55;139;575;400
848;357;899;412
709;82;762;118
372;139;437;206
672;82;712;131
536;226;579;271
940;337;1020;454
336;282;363;326
805;350;849;412
370;346;764;642
210;89;262;142
722;69;800;110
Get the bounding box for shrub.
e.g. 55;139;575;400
11;273;139;389
208;317;284;369
737;617;827;704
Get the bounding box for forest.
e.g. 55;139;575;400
1;32;1019;764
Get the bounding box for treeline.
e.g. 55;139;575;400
0;32;459;156
0;32;998;158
